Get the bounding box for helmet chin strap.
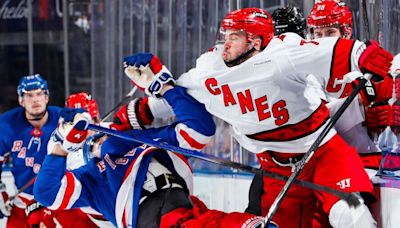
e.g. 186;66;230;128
26;111;47;121
225;45;257;67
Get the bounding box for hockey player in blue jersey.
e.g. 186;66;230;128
34;72;276;227
0;74;62;227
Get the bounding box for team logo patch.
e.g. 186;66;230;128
336;178;351;189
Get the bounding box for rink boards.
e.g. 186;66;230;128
1;171;399;227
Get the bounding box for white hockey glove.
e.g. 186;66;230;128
0;182;11;217
48;108;91;154
123;53;176;97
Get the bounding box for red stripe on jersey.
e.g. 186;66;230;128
327;39;355;98
179;129;206;150
59;172;75;209
173;153;193;172
247;101;329;142
122;210;127;227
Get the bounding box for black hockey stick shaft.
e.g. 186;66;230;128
6;176;36;205
100;87;137;121
265;74;372;225
87;124;360;206
361;0;370;40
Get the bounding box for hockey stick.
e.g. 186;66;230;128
100;86;138;121
87;124;360;207
361;0;370;40
264;73;373;225
3;88;137;206
5;176;36;206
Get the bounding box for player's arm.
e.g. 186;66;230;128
34;109;93;210
114;53;216;150
0;123;12;218
140;85;216;150
289;37;392;85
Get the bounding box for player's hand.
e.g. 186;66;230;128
123;53;176;97
83;132;107;162
48;108;91;154
359;40;393;82
0;182;11;218
365;101;391;134
110;98;154;131
357;76;394;107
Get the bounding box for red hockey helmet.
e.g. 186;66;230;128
220;8;274;48
66;92;99;121
307;1;353;34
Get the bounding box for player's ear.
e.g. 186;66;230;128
18;97;24;107
253;37;263;51
343;27;352;40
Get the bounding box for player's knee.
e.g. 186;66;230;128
329;199;376;228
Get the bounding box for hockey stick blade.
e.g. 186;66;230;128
87;124;360;207
101;87;138;121
264;73;372;225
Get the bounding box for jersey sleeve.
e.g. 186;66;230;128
287;37;364;91
34;155;92;210
139;86;216;150
147;97;174;119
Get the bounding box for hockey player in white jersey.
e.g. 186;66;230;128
113;7;393;228
307;0;394;174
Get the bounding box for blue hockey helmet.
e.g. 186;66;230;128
17;74;49;97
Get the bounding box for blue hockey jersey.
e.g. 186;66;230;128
0;106;62;201
34;86;216;227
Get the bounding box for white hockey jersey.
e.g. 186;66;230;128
175;34;365;153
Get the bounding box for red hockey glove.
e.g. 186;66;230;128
357;76;394;107
26;201;56;228
395;76;400;100
359;40;393;82
110;97;154;131
123;53;176;97
391;101;400;134
365;101;391;134
0;182;10;218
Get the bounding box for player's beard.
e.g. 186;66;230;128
224;46;256;67
26;105;48;121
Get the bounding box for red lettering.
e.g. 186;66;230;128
278;34;286;41
300;40;319;46
205;78;221;95
115;158;129;165
272;100;289;126
17;147;26;158
237;89;254;114
104;154;117;170
255;96;271;121
25;157;34;167
12;140;23;152
222;84;236;106
97;161;106;172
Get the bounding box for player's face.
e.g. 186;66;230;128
20;89;48;119
222;30;252;62
313;27;342;39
